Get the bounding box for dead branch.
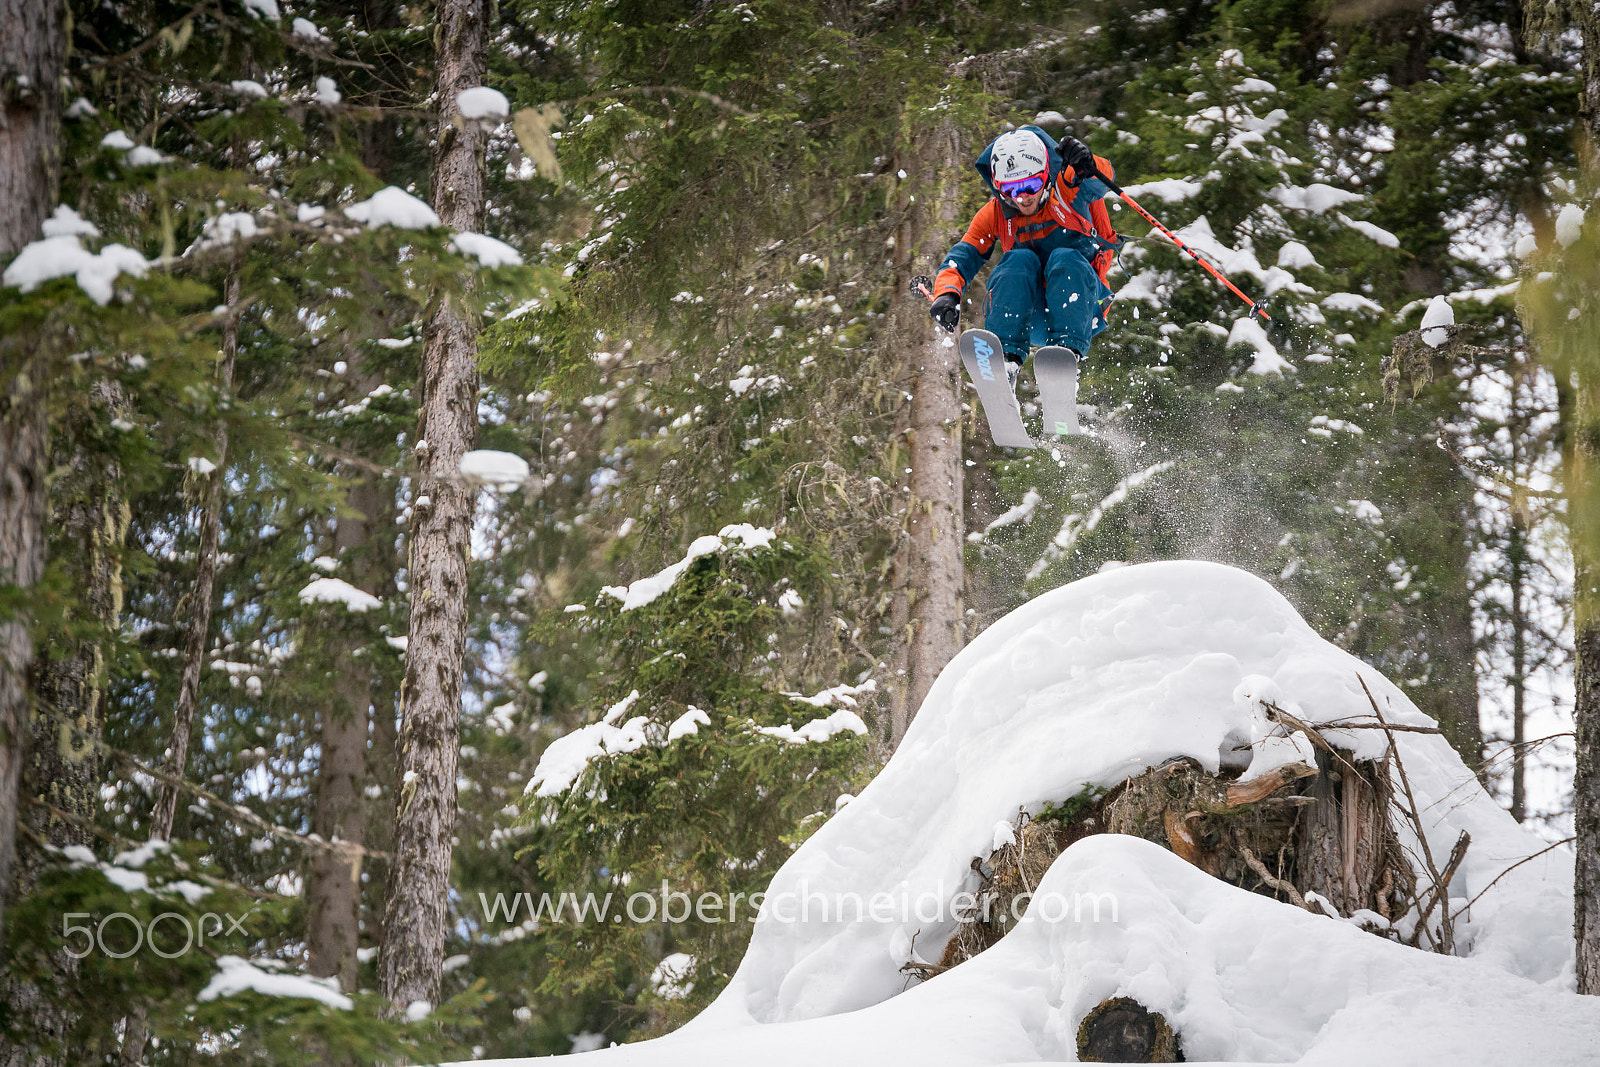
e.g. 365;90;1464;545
1225;762;1317;806
1359;675;1453;952
1453;835;1575;918
1413;830;1471;941
1239;843;1310;909
1262;701;1362;778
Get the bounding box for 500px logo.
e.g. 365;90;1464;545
61;911;254;960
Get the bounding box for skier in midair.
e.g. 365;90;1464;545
928;127;1120;392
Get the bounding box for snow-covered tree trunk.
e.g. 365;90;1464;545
0;0;63;941
306;456;386;992
887;119;966;747
380;0;487;1013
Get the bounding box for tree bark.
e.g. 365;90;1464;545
0;0;62;255
1293;750;1395;918
0;0;64;944
1578;617;1600;994
1076;996;1181;1063
1;382;130;1067
1509;511;1528;823
887;119;965;748
305;437;386;993
380;0;487;1013
1568;0;1600;1001
1565;337;1600;993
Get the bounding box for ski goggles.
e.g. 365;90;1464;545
997;172;1048;197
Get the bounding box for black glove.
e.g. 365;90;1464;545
1060;136;1097;183
929;292;960;333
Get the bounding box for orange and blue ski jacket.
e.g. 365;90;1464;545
932;126;1120;301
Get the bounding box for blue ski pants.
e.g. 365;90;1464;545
985;246;1102;362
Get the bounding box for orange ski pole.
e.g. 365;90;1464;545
1100;173;1271;325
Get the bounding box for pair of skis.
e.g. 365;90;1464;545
910;275;1079;449
959;329;1080;450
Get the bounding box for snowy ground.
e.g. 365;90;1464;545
465;561;1599;1064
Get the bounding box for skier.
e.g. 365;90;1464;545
927;126;1120;393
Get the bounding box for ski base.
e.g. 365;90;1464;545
959;329;1033;449
1033;345;1081;436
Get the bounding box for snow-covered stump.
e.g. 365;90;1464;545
1102;755;1328;894
932;731;1419;978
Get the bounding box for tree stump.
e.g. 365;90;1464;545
1293;747;1412;919
928;727;1417;979
1076;996;1182;1063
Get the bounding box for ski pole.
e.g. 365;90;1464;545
1095;171;1271;325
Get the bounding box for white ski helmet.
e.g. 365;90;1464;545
990;129;1049;185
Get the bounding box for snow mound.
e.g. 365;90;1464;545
473;835;1597;1066
464;561;1586;1065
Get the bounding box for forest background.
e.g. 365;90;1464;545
0;0;1595;1061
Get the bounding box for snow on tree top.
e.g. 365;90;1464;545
2;235;148;305
1335;211;1401;248
313;76;341;106
451;232;524;268
1120;177;1203;203
1228;316;1291;375
1268;182;1363;214
344;186;440;230
297;577;381;612
457;86;511;120
291;17;328;42
597;524;777;611
1554;203;1586;249
41;205;100;239
197;957;352;1011
458;449;531;490
1420;295;1455;349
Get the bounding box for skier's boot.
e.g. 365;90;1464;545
1004;356;1023;397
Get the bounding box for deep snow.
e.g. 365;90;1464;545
466;561;1596;1064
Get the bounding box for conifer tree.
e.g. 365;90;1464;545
0;0;64;940
382;0;492;1017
